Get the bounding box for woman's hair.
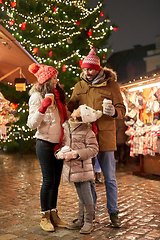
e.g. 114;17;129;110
37;78;66;105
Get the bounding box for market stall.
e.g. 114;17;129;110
120;73;160;176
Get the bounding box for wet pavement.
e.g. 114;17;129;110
0;153;160;240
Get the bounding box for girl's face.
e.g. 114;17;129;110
51;75;58;88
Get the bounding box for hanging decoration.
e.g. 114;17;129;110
113;27;118;32
33;48;38;54
53;6;57;13
9;20;15;26
49;51;53;57
11;2;16;8
88;29;92;37
44;16;49;22
10;103;18;110
76;20;80;25
0;0;3;4
100;12;103;17
62;64;66;72
21;23;26;30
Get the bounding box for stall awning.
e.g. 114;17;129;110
120;73;160;92
0;24;37;84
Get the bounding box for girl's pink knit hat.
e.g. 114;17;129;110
28;63;58;84
81;49;101;71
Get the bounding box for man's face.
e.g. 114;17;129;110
83;68;99;81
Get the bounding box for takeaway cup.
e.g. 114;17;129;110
45;93;54;105
103;99;112;113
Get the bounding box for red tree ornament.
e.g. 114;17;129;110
11;2;16;8
100;12;103;17
21;23;26;30
62;65;66;72
88;30;92;37
0;0;3;4
113;27;118;32
49;51;53;57
76;20;80;26
53;6;57;13
33;48;38;54
9;20;15;26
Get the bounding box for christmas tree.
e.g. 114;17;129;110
0;0;117;95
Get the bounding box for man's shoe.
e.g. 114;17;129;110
110;212;121;228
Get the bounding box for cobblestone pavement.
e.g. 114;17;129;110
0;153;160;240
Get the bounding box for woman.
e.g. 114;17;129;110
27;63;67;231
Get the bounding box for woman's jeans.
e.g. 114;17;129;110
36;139;63;211
91;151;119;215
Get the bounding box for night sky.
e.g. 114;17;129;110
89;0;160;53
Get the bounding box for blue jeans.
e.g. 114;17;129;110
36;139;63;211
91;151;119;215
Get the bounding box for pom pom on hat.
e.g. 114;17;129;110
28;63;40;74
81;49;101;71
79;105;102;123
28;63;58;84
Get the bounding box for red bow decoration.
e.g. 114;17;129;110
11;2;16;8
10;103;18;110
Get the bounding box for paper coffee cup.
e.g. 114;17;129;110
45;93;54;105
103;99;112;113
61;146;71;161
61;146;71;153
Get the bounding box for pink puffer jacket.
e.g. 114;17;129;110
62;120;99;183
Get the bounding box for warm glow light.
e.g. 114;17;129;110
129;81;160;92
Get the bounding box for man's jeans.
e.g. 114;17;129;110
91;151;119;215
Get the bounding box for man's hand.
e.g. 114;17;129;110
104;104;115;116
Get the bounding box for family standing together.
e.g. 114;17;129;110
27;49;126;234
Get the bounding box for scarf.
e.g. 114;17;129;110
83;69;106;85
54;89;68;151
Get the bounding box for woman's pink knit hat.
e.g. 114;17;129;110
81;49;101;71
28;63;58;84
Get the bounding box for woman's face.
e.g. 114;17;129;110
51;75;58;88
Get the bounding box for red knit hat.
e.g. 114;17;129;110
81;49;101;71
28;63;58;84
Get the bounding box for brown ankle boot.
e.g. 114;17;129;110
40;210;54;231
50;209;67;228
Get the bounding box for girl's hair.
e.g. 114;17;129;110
37;78;66;105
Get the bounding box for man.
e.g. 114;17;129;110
67;49;126;228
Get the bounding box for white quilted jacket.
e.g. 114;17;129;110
27;91;61;143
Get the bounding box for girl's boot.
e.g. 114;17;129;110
67;202;84;230
40;210;54;231
80;204;94;234
50;209;67;228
